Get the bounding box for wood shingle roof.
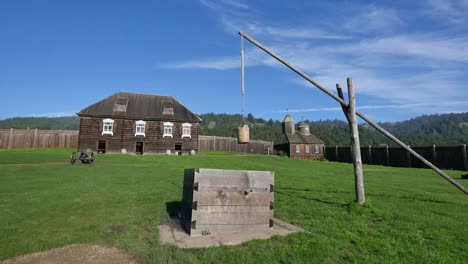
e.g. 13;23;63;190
275;132;324;145
77;92;202;122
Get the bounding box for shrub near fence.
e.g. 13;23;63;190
325;145;468;171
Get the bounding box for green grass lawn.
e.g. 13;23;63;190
0;148;467;263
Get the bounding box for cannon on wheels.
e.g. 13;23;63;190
70;151;94;165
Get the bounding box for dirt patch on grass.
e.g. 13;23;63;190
1;244;136;264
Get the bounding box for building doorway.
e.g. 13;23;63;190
136;142;144;155
98;140;106;154
175;143;182;155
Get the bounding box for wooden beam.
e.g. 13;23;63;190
239;32;468;195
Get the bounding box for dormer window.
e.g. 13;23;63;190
162;101;174;115
163;122;173;138
102;118;114;136
135;120;146;137
163;107;174;115
113;97;128;112
182;123;191;138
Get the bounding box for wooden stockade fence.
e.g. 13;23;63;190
0;129;79;149
198;135;273;154
325;145;468;171
0;129;273;154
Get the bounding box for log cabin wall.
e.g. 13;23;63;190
289;143;325;160
78;117;199;154
77;92;203;154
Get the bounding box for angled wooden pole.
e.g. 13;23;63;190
239;31;468;195
336;84;350;123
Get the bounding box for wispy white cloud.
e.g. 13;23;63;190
251;26;350;40
162;56;240;70
160;31;467;105
159;48;269;70
220;0;248;9
290;60;466;108
221;16;350;40
346;35;468;62
199;0;249;17
166;1;468;116
273;101;468;113
344;5;403;34
425;0;468;25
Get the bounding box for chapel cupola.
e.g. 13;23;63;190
298;122;310;136
282;114;295;135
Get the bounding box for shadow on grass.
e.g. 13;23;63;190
165;201;182;218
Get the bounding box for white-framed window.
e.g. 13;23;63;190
314;145;320;154
182;123;191;138
102;118;114;136
135;120;146;137
163;122;173;138
305;145;310;154
295;145;300;153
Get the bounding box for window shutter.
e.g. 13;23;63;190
132;121;136;134
99;120;103;133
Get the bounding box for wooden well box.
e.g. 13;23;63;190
181;168;274;236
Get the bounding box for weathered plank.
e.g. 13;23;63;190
194;188;273;206
191;224;271;236
181;168;275;236
194;169;274;189
193;205;272;225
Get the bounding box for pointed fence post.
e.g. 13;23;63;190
33;128;38;148
461;144;468;171
8;128;14;149
385;145;390;166
368;145;372;165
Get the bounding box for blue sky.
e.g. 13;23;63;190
1;0;467;122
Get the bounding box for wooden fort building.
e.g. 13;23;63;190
77;92;202;155
274;114;325;159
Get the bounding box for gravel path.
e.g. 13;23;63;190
1;244;136;264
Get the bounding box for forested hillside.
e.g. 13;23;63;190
1;112;467;146
0;116;80;130
197;112;468;146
